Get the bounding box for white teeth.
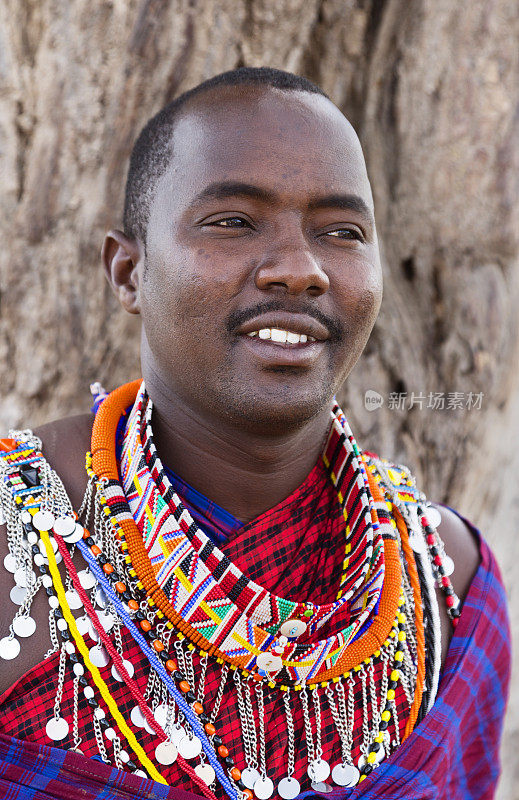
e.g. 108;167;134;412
245;328;317;344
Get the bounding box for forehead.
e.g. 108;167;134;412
151;87;373;213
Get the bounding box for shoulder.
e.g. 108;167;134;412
32;412;95;510
427;502;481;604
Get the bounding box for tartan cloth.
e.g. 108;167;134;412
0;517;510;800
0;443;410;795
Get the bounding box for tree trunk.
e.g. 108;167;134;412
0;1;517;795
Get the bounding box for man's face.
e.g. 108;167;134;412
139;86;383;431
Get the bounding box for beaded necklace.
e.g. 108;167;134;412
0;380;461;799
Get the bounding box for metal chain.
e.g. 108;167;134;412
51;645;67;720
311;686;324;759
359;665;370;755
93;713;110;762
300;685;315;765
283;688;296;778
210;663;229;723
233;671;252;765
326;683;350;765
243;679;259;770
254;681;268;779
71;675;83;752
197;653;209;704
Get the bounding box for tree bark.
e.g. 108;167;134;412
0;1;517;795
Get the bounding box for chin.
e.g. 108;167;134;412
215;380;333;434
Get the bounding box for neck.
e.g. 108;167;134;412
145;384;334;524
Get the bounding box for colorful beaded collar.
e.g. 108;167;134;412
90;381;403;684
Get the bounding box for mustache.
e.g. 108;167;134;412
226;299;344;341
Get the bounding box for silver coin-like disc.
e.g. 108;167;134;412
241;767;261;789
111;659;135;682
130;705;146;728
331;763;360;787
0;636;20;660
153;703;169;727
33;510;55;532
89;644;109;668
10;585;27;606
310;781;333;793
63;523;85;545
424;505;442;529
308;759;331;783
3;553;17;573
155;740;178;765
256;652;282;672
443;554;455;576
97;611;115;632
20;510;32;525
39;536;58;555
88;621;100;643
46;716;69;741
77;569;96;590
12;615;36;638
278;777;301;799
143;716;155;735
75;615;90;635
195;763;216;786
409;533;427;554
53;516;76;537
65;589;83;610
177;734;202;760
169;724;186;745
253;776;274;799
14;567;35;588
95;588;107;609
280;619;307;639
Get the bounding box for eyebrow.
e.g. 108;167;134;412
307;194;374;225
189;181;374;225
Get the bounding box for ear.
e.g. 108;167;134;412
101;229;144;315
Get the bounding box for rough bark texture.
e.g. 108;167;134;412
0;1;518;795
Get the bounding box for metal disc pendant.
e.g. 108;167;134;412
89;644;109;668
76;615;90;635
112;659;135;682
63;523;85;545
253;776;274;799
130;705;146;728
155;741;178;765
143;716;155;735
425;505;442;529
53;516;76;538
332;763;360;787
195;763;216;786
46;716;69;741
177;735;202;759
308;758;331;783
14;567;35;588
3;553;17;573
12;616;36;638
0;636;20;660
78;569;96;590
65;589;83;610
443;554;455;576
153;703;169;727
97;611;115;632
33;510;55;532
95;588;107;608
241;767;261;789
310;781;333;793
278;777;301;799
10;586;27;606
169;724;186;745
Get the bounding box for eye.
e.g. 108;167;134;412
325;228;364;242
208;217;250;228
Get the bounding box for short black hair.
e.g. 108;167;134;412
122;66;328;244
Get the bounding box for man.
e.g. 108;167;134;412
0;67;510;800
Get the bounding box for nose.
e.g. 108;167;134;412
254;231;329;297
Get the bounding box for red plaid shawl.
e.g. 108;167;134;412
0;465;511;799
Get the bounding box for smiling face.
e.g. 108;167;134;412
132;86;383;432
